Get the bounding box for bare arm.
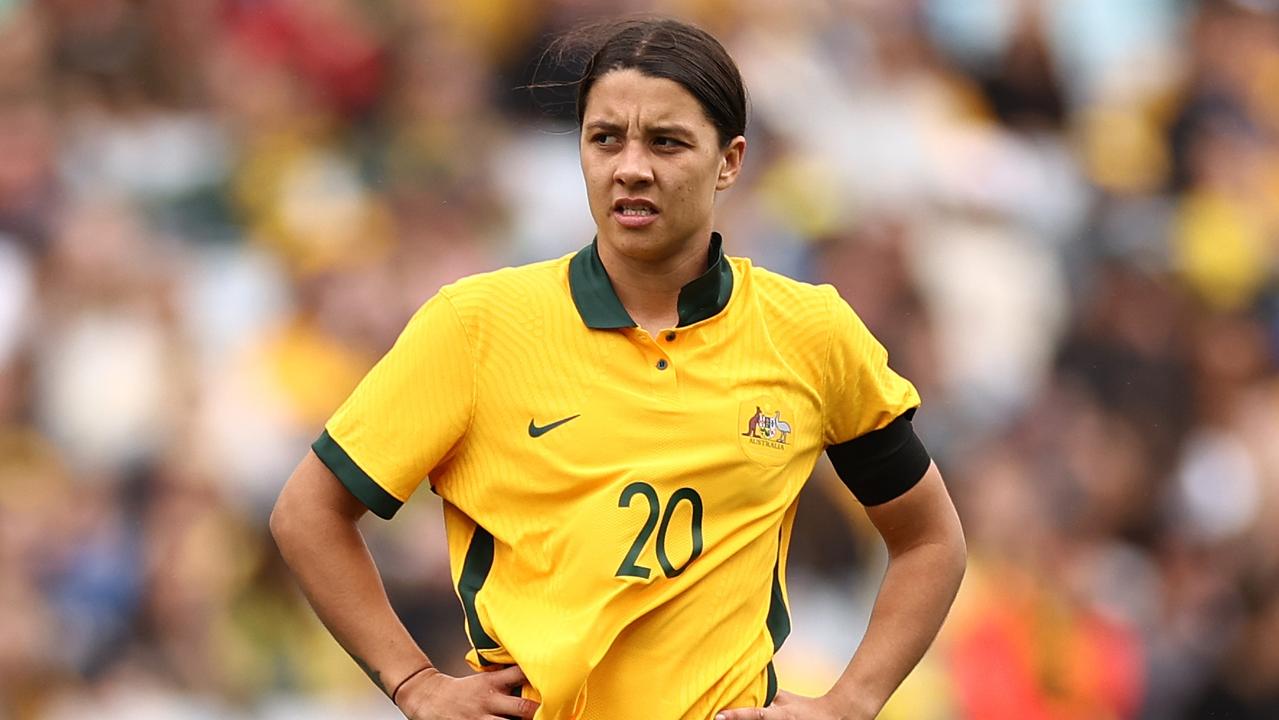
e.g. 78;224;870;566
718;462;966;720
269;450;433;696
269;451;538;719
823;462;966;717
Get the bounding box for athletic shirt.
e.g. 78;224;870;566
314;235;921;719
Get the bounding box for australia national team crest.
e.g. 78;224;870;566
738;398;796;466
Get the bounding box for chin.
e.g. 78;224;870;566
600;229;669;259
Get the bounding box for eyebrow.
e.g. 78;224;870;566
584;120;624;134
583;120;697;139
648;124;696;139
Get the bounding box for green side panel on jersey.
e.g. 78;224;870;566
763;529;789;707
458;525;501;661
312;430;403;519
765;661;778;706
765;543;792;651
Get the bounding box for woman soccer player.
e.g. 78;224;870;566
270;17;966;720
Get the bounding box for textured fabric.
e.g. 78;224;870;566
316;245;921;720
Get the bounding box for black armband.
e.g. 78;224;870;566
826;410;931;506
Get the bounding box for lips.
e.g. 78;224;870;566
612;198;659;228
613;198;659;214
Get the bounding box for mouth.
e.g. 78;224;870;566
612;198;659;228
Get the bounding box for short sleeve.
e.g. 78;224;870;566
821;287;921;446
312;291;474;518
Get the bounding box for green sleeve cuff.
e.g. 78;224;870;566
312;430;404;519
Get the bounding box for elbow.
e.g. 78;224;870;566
269;491;301;554
946;517;968;589
917;510;968;590
270;492;320;569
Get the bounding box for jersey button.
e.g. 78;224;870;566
665;332;676;342
656;359;669;370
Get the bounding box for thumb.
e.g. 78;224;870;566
716;708;774;720
485;664;528;688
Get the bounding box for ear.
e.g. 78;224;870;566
715;135;747;191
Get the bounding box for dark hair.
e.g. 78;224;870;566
543;17;748;148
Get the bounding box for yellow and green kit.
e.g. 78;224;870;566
314;234;926;719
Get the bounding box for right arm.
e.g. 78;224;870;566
269;450;537;719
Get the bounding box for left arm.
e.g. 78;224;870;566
820;461;966;717
718;462;966;720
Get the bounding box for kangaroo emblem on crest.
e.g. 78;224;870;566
742;406;792;445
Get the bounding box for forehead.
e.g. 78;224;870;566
582;68;713;131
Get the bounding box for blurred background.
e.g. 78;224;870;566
2;0;1278;718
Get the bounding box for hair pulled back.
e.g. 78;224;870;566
544;17;749;148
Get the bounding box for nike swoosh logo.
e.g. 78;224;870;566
528;414;580;438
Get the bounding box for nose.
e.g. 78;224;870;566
614;142;654;187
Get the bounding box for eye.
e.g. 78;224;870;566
592;133;619;147
653;137;684;149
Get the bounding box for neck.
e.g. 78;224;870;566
596;232;713;334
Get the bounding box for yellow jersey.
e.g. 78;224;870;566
314;234;921;719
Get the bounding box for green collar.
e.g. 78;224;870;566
568;233;734;329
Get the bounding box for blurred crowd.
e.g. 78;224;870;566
1;0;1278;718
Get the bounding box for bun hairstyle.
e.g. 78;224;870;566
540;17;749;148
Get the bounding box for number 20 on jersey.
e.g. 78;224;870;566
615;482;705;580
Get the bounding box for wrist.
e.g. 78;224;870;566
822;686;881;720
391;664;438;706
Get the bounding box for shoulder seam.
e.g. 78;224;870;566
436;287;479;445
